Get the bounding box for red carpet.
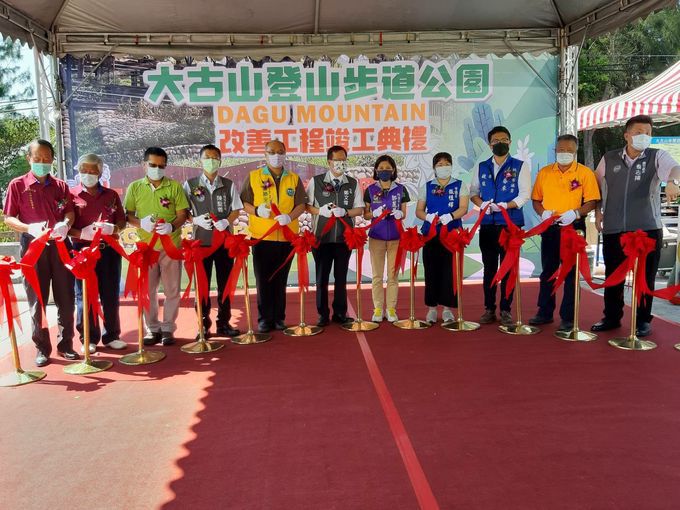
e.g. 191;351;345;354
1;282;680;510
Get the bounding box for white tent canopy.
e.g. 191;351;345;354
578;60;680;130
0;0;674;58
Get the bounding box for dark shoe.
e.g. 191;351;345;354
274;320;286;331
636;322;652;337
500;311;514;326
558;320;573;331
143;331;161;346
332;314;353;324
161;332;175;346
528;315;554;326
591;319;621;332
35;352;49;367
195;330;211;341
317;316;330;327
479;309;496;324
58;349;79;361
258;321;272;333
216;326;240;337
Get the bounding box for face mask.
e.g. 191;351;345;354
266;154;286;168
80;173;99;187
202;158;220;174
492;142;510;157
631;134;651;151
30;162;52;177
377;170;393;182
146;164;165;181
435;165;453;179
555;153;575;166
332;161;347;175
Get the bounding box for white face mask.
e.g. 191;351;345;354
266;154;286;168
435;165;453;179
146;164;165;180
332;161;347;175
631;134;651;151
555;152;575;166
79;173;100;187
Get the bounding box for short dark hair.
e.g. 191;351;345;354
625;115;653;132
487;126;511;143
372;154;398;180
144;147;168;163
432;152;452;168
556;134;578;147
199;144;221;158
28;139;55;158
327;145;348;160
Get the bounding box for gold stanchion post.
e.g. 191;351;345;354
0;327;46;387
342;252;379;331
64;282;113;374
181;267;225;353
442;250;480;332
499;262;540;335
232;258;271;344
394;253;430;329
284;285;323;336
608;259;657;350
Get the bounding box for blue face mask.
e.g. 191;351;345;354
31;162;52;177
377;170;393;182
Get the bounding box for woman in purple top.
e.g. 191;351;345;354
363;155;410;323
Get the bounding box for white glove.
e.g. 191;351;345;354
80;223;97;241
391;210;404;220
372;205;384;218
94;222;115;235
155;222;173;235
497;202;508;210
425;213;436;223
140;215;155;233
27;221;47;238
480;200;493;215
318;203;333;218
213;218;229;231
193;214;213;230
275;214;291;226
541;210;554;221
332;207;347;217
490;202;508;212
50;220;69;241
440;213;453;225
558;209;577;226
257;203;271;219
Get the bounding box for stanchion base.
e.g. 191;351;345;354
119;349;166;365
0;369;46;387
342;320;379;332
674;343;680;351
63;359;113;375
181;340;225;354
441;319;481;332
608;336;657;351
284;324;323;337
394;318;431;330
499;322;541;335
231;331;271;345
554;329;597;342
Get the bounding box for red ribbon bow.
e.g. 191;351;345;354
270;229;320;292
221;233;257;302
394;217;438;275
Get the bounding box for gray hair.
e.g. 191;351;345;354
77;153;104;173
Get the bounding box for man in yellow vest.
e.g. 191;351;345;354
241;140;307;333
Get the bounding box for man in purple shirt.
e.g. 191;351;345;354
3;139;77;366
69;153;128;353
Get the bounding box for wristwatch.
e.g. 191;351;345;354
574;209;581;220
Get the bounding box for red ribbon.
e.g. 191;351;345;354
394;217;438;275
221;232;257;302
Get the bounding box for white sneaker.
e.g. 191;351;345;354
442;308;455;322
80;343;96;354
105;339;128;350
387;308;398;322
372;308;383;322
426;307;438;323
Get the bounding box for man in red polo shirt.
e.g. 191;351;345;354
3;139;77;366
69;153;127;353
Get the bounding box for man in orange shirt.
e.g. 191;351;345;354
529;134;600;331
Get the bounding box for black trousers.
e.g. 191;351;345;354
20;235;75;356
200;245;234;330
536;223;584;321
312;242;351;319
479;224;513;313
423;236;457;308
602;229;662;324
75;245;122;345
252;240;293;324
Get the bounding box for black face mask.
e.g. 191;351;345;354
492;142;510;157
377;171;393;182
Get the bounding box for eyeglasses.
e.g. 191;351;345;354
490;138;510;145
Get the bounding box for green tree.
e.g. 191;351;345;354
0;38;33;113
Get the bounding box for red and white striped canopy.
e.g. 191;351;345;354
578;60;680;131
